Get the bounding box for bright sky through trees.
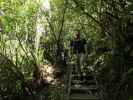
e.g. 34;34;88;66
42;0;51;11
35;0;51;50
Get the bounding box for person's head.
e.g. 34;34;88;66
75;30;80;39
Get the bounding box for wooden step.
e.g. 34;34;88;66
71;79;96;85
71;85;98;91
70;94;100;100
71;80;83;84
68;65;101;100
71;75;94;81
70;85;98;95
72;71;79;75
84;80;96;85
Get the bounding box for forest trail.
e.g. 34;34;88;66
67;65;103;100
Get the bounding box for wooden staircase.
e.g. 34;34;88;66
67;65;102;100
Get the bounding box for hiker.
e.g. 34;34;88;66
70;30;87;75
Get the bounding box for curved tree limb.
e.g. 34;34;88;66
72;0;100;25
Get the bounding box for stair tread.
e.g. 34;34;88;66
69;66;101;100
70;94;100;100
72;79;95;83
72;75;94;78
71;85;98;90
71;74;93;77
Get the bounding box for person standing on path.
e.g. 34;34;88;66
70;30;87;75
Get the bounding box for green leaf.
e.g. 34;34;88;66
127;68;133;75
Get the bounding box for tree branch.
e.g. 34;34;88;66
45;17;58;42
73;0;100;24
58;0;68;41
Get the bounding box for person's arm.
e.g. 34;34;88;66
84;39;88;61
69;40;73;59
85;43;87;54
83;39;87;54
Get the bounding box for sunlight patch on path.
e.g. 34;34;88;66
40;64;64;85
40;64;54;83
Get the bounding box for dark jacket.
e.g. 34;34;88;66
70;38;86;54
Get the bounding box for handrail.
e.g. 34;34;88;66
66;63;73;100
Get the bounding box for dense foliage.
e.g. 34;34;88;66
0;0;133;100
